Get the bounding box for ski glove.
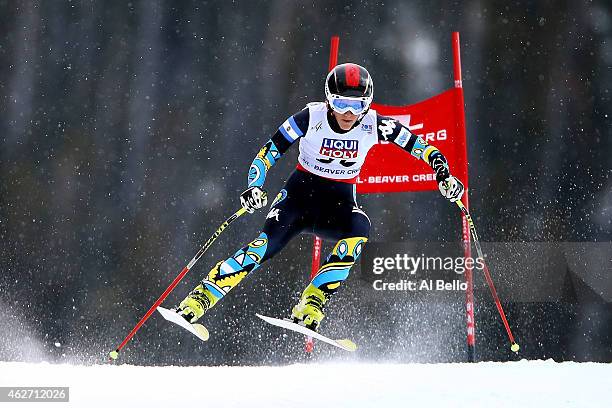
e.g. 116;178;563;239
438;176;465;202
240;186;268;213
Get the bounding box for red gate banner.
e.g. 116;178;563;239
357;88;468;194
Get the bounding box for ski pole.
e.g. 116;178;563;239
455;199;519;353
108;206;248;361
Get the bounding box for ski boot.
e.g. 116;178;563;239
291;284;329;332
176;283;217;323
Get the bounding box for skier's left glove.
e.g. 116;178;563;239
240;186;268;213
431;154;464;203
438;176;464;202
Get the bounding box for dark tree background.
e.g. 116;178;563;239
0;0;610;365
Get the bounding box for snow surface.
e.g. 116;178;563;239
0;360;610;407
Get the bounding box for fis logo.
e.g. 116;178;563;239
361;123;373;133
319;138;359;159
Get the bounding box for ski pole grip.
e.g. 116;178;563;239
455;199;467;213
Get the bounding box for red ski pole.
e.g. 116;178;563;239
455;199;520;353
108;207;248;361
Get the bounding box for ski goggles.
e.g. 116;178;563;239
328;97;369;115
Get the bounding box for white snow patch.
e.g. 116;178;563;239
0;360;610;407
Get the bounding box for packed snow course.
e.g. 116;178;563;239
0;360;610;407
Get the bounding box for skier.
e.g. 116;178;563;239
176;63;464;331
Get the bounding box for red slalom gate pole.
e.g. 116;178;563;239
305;35;340;353
328;36;339;68
452;31;477;362
108;207;247;361
305;236;323;353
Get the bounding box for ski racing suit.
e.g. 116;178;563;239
199;102;453;309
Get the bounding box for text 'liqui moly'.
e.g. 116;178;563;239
319;138;359;159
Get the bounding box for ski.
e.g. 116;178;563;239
256;313;357;352
157;306;209;342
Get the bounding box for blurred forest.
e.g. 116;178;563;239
0;0;610;364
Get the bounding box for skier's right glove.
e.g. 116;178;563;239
240;186;268;213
